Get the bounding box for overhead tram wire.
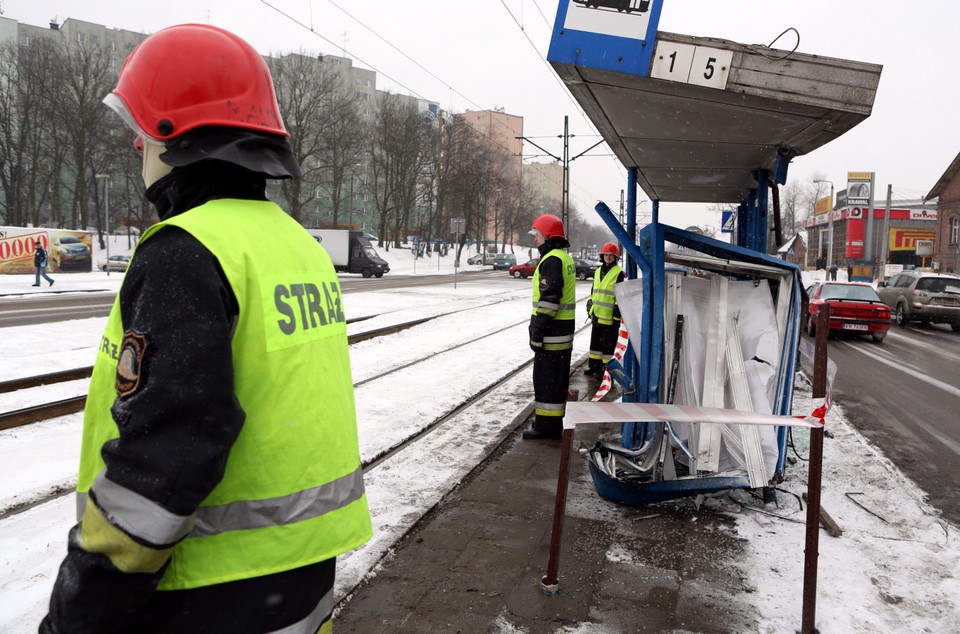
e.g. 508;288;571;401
256;0;426;102
259;0;619;214
259;0;544;189
497;0;628;207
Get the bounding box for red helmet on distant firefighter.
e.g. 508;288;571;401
103;23;288;142
600;242;620;258
529;214;565;241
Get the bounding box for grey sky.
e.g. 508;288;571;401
6;0;958;232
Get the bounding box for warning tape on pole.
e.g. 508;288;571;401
565;401;823;430
590;323;629;402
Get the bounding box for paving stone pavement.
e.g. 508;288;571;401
335;373;760;634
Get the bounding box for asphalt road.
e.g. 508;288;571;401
817;324;960;525
0;270;503;328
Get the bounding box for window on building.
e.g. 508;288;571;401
19;35;31;46
951;216;959;246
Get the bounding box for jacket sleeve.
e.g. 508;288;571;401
42;226;245;633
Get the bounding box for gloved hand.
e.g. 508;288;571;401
529;321;544;352
586;299;593;316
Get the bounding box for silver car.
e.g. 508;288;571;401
876;271;960;331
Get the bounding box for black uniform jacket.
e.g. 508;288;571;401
41;162;333;634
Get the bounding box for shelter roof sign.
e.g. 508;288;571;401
548;5;881;205
547;0;664;77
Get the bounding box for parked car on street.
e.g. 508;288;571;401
98;254;131;272
573;258;599;281
112;226;141;236
493;253;517;270
508;258;539;279
467;252;496;265
876;271;960;331
803;281;891;342
50;235;92;270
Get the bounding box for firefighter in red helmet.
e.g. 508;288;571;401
523;213;577;439
42;24;371;633
585;242;625;377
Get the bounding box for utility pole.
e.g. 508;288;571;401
517;117;604;244
562;116;570;232
813;179;834;271
95;174;111;276
878;184;892;278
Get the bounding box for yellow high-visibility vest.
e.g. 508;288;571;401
591;265;623;325
78;199;372;590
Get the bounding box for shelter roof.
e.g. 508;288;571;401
550;31;882;204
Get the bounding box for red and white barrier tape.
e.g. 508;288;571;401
565;401;823;430
590;323;630;402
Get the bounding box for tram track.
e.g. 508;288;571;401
0;293;529;431
0;314;591;521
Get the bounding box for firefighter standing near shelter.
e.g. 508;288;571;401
41;24;372;633
523;214;577;440
585;242;625;378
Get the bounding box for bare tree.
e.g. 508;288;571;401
368;94;434;248
0;38;61;226
268;52;355;225
52;37;116;233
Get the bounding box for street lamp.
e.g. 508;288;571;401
95;174;111;276
813;179;834;271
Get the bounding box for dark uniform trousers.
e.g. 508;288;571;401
588;319;621;375
532;317;574;435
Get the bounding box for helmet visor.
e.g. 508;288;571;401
103;92;163;145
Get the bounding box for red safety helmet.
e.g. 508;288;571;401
529;214;566;240
600;242;620;258
103;24;288;142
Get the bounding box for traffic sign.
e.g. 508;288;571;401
721;210;735;233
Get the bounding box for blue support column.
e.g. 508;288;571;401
757;169;769;254
736;202;748;248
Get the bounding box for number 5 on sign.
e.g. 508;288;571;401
650;42;732;90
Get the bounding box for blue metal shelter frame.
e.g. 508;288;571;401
589;161;803;501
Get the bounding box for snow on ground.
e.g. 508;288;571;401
1;237;958;632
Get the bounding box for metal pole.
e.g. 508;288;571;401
864;172;876;264
105;179;110;276
562;116;570;234
827;182;834;272
879;184;892;278
540;426;575;595
801;307;829;633
95;174;111;276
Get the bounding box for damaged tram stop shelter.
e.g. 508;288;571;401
540;0;880;627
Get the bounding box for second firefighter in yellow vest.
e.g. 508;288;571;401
585;242;625;377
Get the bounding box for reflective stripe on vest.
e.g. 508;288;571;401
77;199;372;590
531;249;576;320
591;265;622;325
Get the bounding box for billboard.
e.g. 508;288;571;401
814;195;832;216
846;172;873;206
0;227;93;274
889;228;936;252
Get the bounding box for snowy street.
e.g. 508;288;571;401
0;243;958;632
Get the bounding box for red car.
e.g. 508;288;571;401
804;281;891;343
508;258;540;279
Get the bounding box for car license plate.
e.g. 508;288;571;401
843;323;868;331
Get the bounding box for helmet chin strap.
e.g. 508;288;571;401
142;140;173;187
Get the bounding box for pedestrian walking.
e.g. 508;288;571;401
585;242;625;377
523;213;576;440
41;24;371;634
829;262;838;280
32;240;54;287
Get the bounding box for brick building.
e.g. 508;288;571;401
926;151;960;273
